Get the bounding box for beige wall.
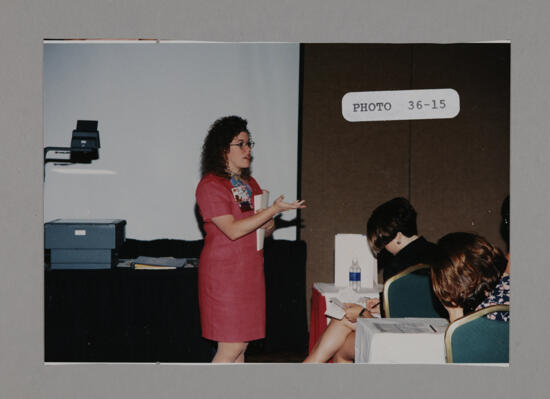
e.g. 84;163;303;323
301;43;510;321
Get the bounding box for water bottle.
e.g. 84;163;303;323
349;257;361;291
354;258;362;291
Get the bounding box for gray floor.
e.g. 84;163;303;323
246;350;308;363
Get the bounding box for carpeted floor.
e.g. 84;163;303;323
246;350;308;363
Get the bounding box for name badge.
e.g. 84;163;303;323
232;186;252;212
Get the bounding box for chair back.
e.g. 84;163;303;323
383;264;444;318
445;304;510;363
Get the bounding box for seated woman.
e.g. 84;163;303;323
303;197;436;363
479;195;510;321
430;232;510;323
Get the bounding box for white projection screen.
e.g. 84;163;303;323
43;41;300;241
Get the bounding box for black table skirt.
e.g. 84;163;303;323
45;239;308;362
45;268;214;362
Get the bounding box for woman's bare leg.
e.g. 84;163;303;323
213;342;248;363
332;331;356;363
235;343;248;363
303;318;356;363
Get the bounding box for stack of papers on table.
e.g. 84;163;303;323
369;318;448;334
130;256;198;270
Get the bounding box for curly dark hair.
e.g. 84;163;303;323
200;116;252;179
366;197;418;255
430;232;506;315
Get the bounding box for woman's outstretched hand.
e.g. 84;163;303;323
272;195;306;213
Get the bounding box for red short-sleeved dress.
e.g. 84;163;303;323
195;173;265;342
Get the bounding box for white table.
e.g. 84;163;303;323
355;317;449;364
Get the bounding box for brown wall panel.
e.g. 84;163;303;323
300;43;509;323
410;44;510;248
301;44;412;316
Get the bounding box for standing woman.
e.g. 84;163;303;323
196;116;306;363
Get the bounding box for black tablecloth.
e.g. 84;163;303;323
45;238;308;362
45;268;213;362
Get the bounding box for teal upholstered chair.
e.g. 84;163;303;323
445;304;510;363
383;264;444;318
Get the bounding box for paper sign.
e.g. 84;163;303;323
342;88;460;122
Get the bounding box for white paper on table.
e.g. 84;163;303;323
254;190;270;251
337;287;369;303
371;322;435;334
334;234;378;288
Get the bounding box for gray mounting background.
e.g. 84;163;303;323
1;1;548;398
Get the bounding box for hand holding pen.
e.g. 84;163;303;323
366;297;381;315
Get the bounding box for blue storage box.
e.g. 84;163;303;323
45;219;126;269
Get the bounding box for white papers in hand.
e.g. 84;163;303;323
254;190;270;251
326;298;346;320
324;288;370;320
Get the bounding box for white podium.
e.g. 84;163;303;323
334;234;378;288
355;317;449;364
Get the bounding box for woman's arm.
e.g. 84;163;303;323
260;215;275;237
211;195;305;240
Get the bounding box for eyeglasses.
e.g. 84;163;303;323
229;140;255;149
